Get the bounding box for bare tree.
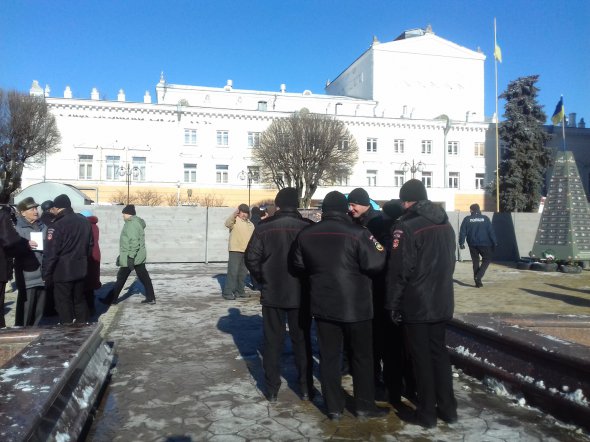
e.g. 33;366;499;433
0;89;61;202
253;109;358;208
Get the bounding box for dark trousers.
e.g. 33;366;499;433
54;279;88;324
0;283;6;328
316;318;375;414
404;322;457;426
107;263;155;303
23;286;46;326
223;252;247;296
469;245;493;281
262;306;313;396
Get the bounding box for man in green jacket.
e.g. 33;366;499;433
101;205;156;305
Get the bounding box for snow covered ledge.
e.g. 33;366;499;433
447;313;590;432
0;324;114;441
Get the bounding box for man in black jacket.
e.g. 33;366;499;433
385;179;457;428
459;203;497;287
245;188;314;403
291;191;388;421
42;194;93;324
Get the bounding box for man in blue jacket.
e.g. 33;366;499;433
459;203;498;288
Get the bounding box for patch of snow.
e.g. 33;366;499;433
55;432;71;442
62;361;69;368
0;366;35;382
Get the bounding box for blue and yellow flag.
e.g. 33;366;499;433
551;97;565;125
494;43;502;63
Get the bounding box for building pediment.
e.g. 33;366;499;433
375;33;485;60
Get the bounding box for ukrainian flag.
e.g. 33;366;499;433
551;97;565;125
494;43;502;63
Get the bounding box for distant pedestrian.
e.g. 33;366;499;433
14;197;47;326
459;203;497;288
42;194;93;324
101;205;156;305
291;191;389;421
80;210;102;312
1;205;35;328
385;179;457;428
222;204;254;300
245;188;314;403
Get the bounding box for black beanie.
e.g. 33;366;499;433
470;203;481;213
122;204;136;215
53;194;72;209
322;191;349;213
275;187;299;208
399;179;428;202
347;187;370;206
382;199;404;220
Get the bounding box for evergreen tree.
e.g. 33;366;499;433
496;75;551;212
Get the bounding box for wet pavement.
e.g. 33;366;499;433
4;261;590;441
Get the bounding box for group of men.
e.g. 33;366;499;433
225;179;481;428
1;196;156;328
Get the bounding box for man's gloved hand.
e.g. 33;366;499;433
388;310;403;326
459;244;465;250
127;257;135;269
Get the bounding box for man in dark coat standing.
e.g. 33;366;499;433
459;203;497;288
245;188;314;402
1;205;35;328
42;194;93;324
291;191;388;421
385;179;457;428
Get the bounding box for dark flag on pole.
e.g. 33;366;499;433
551;97;565;125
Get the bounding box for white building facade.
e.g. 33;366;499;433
23;27;492;210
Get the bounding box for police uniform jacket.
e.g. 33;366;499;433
291;211;386;323
43;208;92;283
245;208;313;308
385;200;455;323
458;213;497;248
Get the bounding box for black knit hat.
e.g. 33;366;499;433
122;204;136;215
41;200;54;212
382;199;404;220
275;187;299;208
399;179;428;202
53;194;72;209
347;187;370;206
470;203;481;213
322;191;349;213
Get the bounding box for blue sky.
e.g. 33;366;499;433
1;0;588;124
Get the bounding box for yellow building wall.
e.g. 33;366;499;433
454;193;495;212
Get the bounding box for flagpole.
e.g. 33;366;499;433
494;18;500;212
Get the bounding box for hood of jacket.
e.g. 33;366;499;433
86;215;99;224
407;200;448;225
126;215;146;229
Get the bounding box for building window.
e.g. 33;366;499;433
449;172;459;188
422;171;432;188
184;163;197;183
447;141;459;156
339;138;350;151
257;101;267;111
216;164;228;183
394;139;405;154
421;140;432;154
247;132;261;148
367;138;377;153
335;173;349;186
78;154;93;180
106;155;121;180
474;142;485;157
367;169;377;187
132;157;146;181
184;129;197;145
394;170;405;187
247;166;260;183
216;130;229;147
475;173;485;189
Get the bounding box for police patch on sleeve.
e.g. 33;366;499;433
369;234;384;252
392;229;404;249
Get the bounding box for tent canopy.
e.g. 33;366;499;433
14;182;93;207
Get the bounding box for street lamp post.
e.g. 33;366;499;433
238;169;259;207
119;163;140;205
401;159;425;179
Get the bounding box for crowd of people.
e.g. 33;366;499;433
0;196;155;328
230;180;463;427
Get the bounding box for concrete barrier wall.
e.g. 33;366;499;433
77;206;542;264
